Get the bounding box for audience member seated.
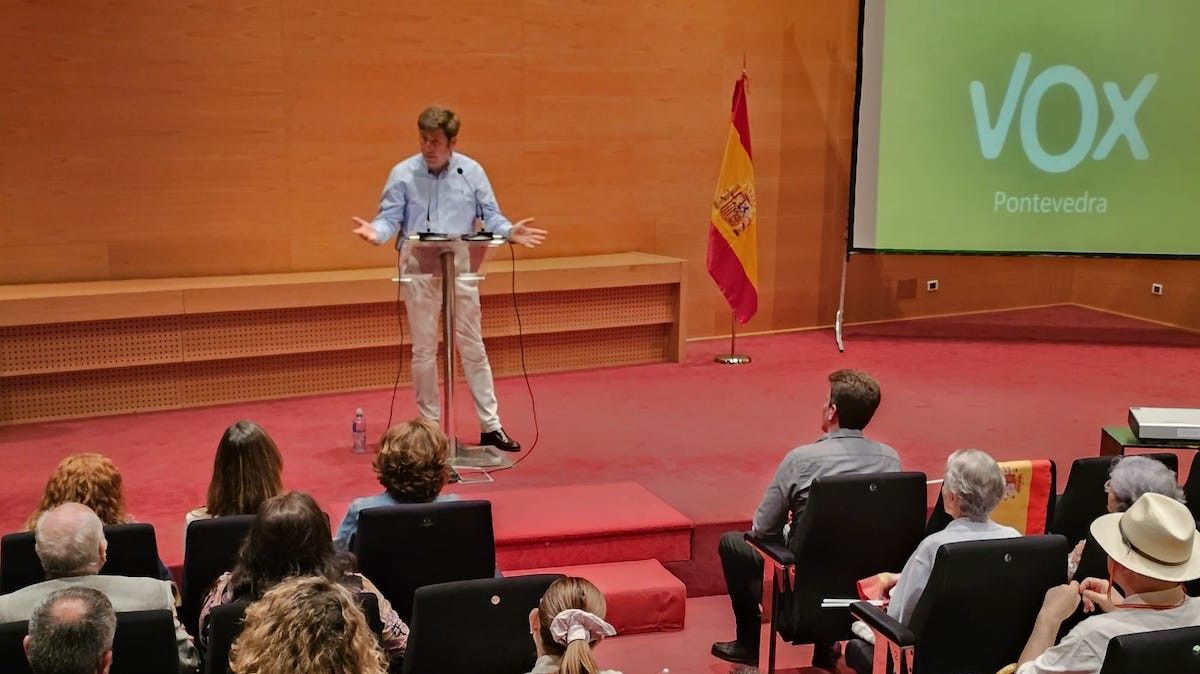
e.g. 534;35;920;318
24;587;116;674
1067;456;1185;578
24;453;174;584
1015;493;1200;674
844;449;1020;674
0;503;198;672
712;369;901;668
187;421;284;527
526;577;620;674
333;418;459;551
229;575;387;674
199;491;407;663
25;455;135;531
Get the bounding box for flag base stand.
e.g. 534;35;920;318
713;314;751;365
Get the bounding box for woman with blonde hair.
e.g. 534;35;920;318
187;420;284;525
527;577;621;674
25;453;133;529
230;575;387;674
333;418;458;550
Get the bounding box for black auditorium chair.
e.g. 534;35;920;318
181;515;255;638
402;574;562;674
744;472;927;674
1052;453;1178;545
354;500;496;623
849;535;1068;674
927;459;1058;536
203;599;250;674
0;609;180;674
1182;453;1200;523
1098;625;1200;674
0;523;162;594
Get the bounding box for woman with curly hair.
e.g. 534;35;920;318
333;418;458;551
200;491;407;662
527;577;621;674
25;452;176;583
187;420;284;525
25;453;134;530
230;575;387;674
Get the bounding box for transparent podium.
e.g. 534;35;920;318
397;234;509;472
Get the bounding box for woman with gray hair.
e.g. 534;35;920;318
846;450;1022;674
1066;455;1185;577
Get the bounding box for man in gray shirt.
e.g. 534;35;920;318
0;503;199;672
711;369;901;669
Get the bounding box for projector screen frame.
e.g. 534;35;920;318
844;0;1200;262
834;0;1197;352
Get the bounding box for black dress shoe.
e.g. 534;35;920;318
480;428;521;452
811;640;843;669
711;640;757;666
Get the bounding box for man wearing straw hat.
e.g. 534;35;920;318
1015;492;1200;673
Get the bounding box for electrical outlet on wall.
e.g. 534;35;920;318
926;279;939;292
1152;283;1164;295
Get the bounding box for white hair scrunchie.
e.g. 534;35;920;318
549;608;617;646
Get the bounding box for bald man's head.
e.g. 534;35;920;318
34;503;106;579
25;587;115;674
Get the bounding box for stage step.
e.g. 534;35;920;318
508;559;686;635
480;482;693;570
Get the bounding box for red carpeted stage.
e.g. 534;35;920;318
3;304;1200;672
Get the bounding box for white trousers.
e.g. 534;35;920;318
402;274;501;433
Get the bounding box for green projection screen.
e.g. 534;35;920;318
850;0;1200;256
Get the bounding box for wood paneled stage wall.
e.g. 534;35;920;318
2;1;1196;339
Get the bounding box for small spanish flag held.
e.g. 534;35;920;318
707;71;758;325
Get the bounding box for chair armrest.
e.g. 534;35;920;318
850;601;915;648
744;533;794;567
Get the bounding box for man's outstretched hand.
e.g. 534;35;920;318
351;217;380;244
509;218;547;248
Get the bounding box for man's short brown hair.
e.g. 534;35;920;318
417;106;460;140
828;369;881;430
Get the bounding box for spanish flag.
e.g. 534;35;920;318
708;72;758;324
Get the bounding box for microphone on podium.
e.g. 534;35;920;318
457;167;494;240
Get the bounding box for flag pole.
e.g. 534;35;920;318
714;313;751;365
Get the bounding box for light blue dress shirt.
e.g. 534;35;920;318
369;152;514;245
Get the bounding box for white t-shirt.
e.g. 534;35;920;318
1017;592;1200;674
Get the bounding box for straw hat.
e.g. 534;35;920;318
1091;492;1200;583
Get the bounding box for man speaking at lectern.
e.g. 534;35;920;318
352;105;547;452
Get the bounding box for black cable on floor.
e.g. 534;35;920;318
485;241;539;473
385;249;406;432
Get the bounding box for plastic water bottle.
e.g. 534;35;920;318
351;408;367;454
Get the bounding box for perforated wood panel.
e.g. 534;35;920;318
486;324;669;375
182;304;403;360
176;324;669;408
0;270;679;424
1;365;182;423
0;316;182;375
479;285;674;336
177;285;672;362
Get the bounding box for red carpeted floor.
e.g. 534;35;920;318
2;304;1199;582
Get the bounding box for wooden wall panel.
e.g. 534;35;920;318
1073;259;1200;332
843;256;1076;325
1;0;1111;340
